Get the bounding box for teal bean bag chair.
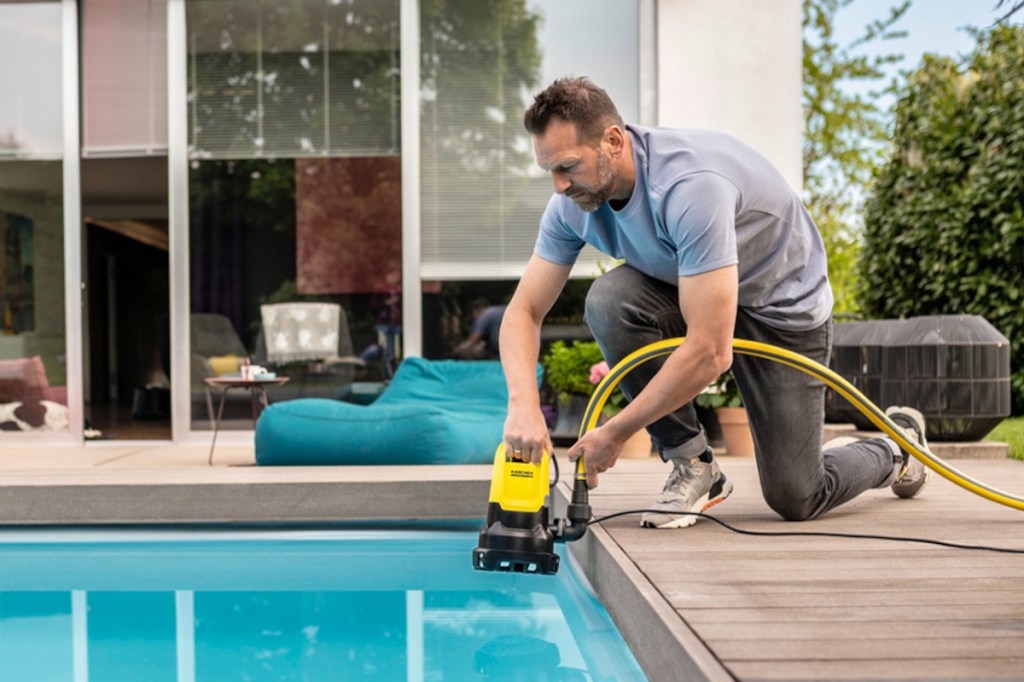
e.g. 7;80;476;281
255;358;541;465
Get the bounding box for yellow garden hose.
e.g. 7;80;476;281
574;337;1024;512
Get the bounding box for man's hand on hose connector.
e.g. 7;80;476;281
567;424;628;489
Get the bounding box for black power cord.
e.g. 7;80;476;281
549;454;1021;555
587;509;1024;555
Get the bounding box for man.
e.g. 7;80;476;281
499;76;928;528
452;299;506;359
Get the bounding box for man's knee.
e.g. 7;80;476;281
763;488;819;522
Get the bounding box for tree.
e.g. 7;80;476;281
802;0;910;313
418;0;543;265
861;25;1024;411
996;0;1023;22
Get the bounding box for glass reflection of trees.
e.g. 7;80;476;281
420;0;542;172
186;0;543;363
420;1;544;266
188;0;402;158
186;0;542;167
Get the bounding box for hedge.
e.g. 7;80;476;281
861;25;1024;413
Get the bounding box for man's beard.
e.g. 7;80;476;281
567;148;616;212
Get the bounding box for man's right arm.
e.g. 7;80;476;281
500;255;572;464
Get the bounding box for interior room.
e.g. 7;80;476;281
81;156;170;440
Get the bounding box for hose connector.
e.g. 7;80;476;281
552;474;591;543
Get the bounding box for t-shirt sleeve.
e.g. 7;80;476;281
533;195;585;266
472;307;503;336
664;173;740;277
470;311;490;335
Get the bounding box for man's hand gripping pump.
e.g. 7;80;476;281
472;444;591;575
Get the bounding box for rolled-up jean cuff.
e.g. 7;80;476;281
658;429;710;463
877;437;903;488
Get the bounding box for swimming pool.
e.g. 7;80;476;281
0;527;647;681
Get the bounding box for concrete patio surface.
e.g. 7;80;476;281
0;441;491;524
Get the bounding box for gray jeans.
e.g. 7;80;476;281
584;265;897;521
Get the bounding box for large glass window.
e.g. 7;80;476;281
186;0;401;432
188;0;400;159
0;1;68;435
418;0;639;281
418;0;639;357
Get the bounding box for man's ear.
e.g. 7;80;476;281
603;125;626;158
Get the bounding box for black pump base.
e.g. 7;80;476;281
473;545;560;574
473;503;560;575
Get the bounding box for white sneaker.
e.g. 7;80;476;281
640;453;734;529
885;406;929;499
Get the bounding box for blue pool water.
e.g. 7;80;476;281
0;528;646;681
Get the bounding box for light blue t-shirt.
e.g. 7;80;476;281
534;125;833;331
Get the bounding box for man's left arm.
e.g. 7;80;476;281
567;265;738;488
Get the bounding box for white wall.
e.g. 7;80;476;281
657;0;803;191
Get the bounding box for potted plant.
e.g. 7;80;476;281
539;340;653;456
541;340;605;442
696;371;754;457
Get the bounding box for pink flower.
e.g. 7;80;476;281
589;360;610;385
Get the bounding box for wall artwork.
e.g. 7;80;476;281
1;210;34;334
295;157;402;295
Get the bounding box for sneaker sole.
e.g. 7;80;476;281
892;466;929;499
886;406;929;499
641;477;735;529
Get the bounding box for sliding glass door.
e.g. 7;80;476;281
0;1;70;436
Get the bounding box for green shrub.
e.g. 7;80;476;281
540;341;604;404
861;25;1024;412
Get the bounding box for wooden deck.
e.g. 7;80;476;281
571;455;1024;681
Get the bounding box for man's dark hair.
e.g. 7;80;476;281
523;76;624;144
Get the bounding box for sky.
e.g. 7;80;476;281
824;0;1012;146
836;0;1008;74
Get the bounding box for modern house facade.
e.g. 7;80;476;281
0;0;802;446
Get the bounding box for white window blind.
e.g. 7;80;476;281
186;0;400;160
82;0;168;157
0;2;63;160
418;0;639;280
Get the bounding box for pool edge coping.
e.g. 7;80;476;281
557;486;733;682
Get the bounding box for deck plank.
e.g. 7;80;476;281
714;638;1024;660
729;658;1024;681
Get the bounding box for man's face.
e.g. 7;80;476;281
533;118;617;212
